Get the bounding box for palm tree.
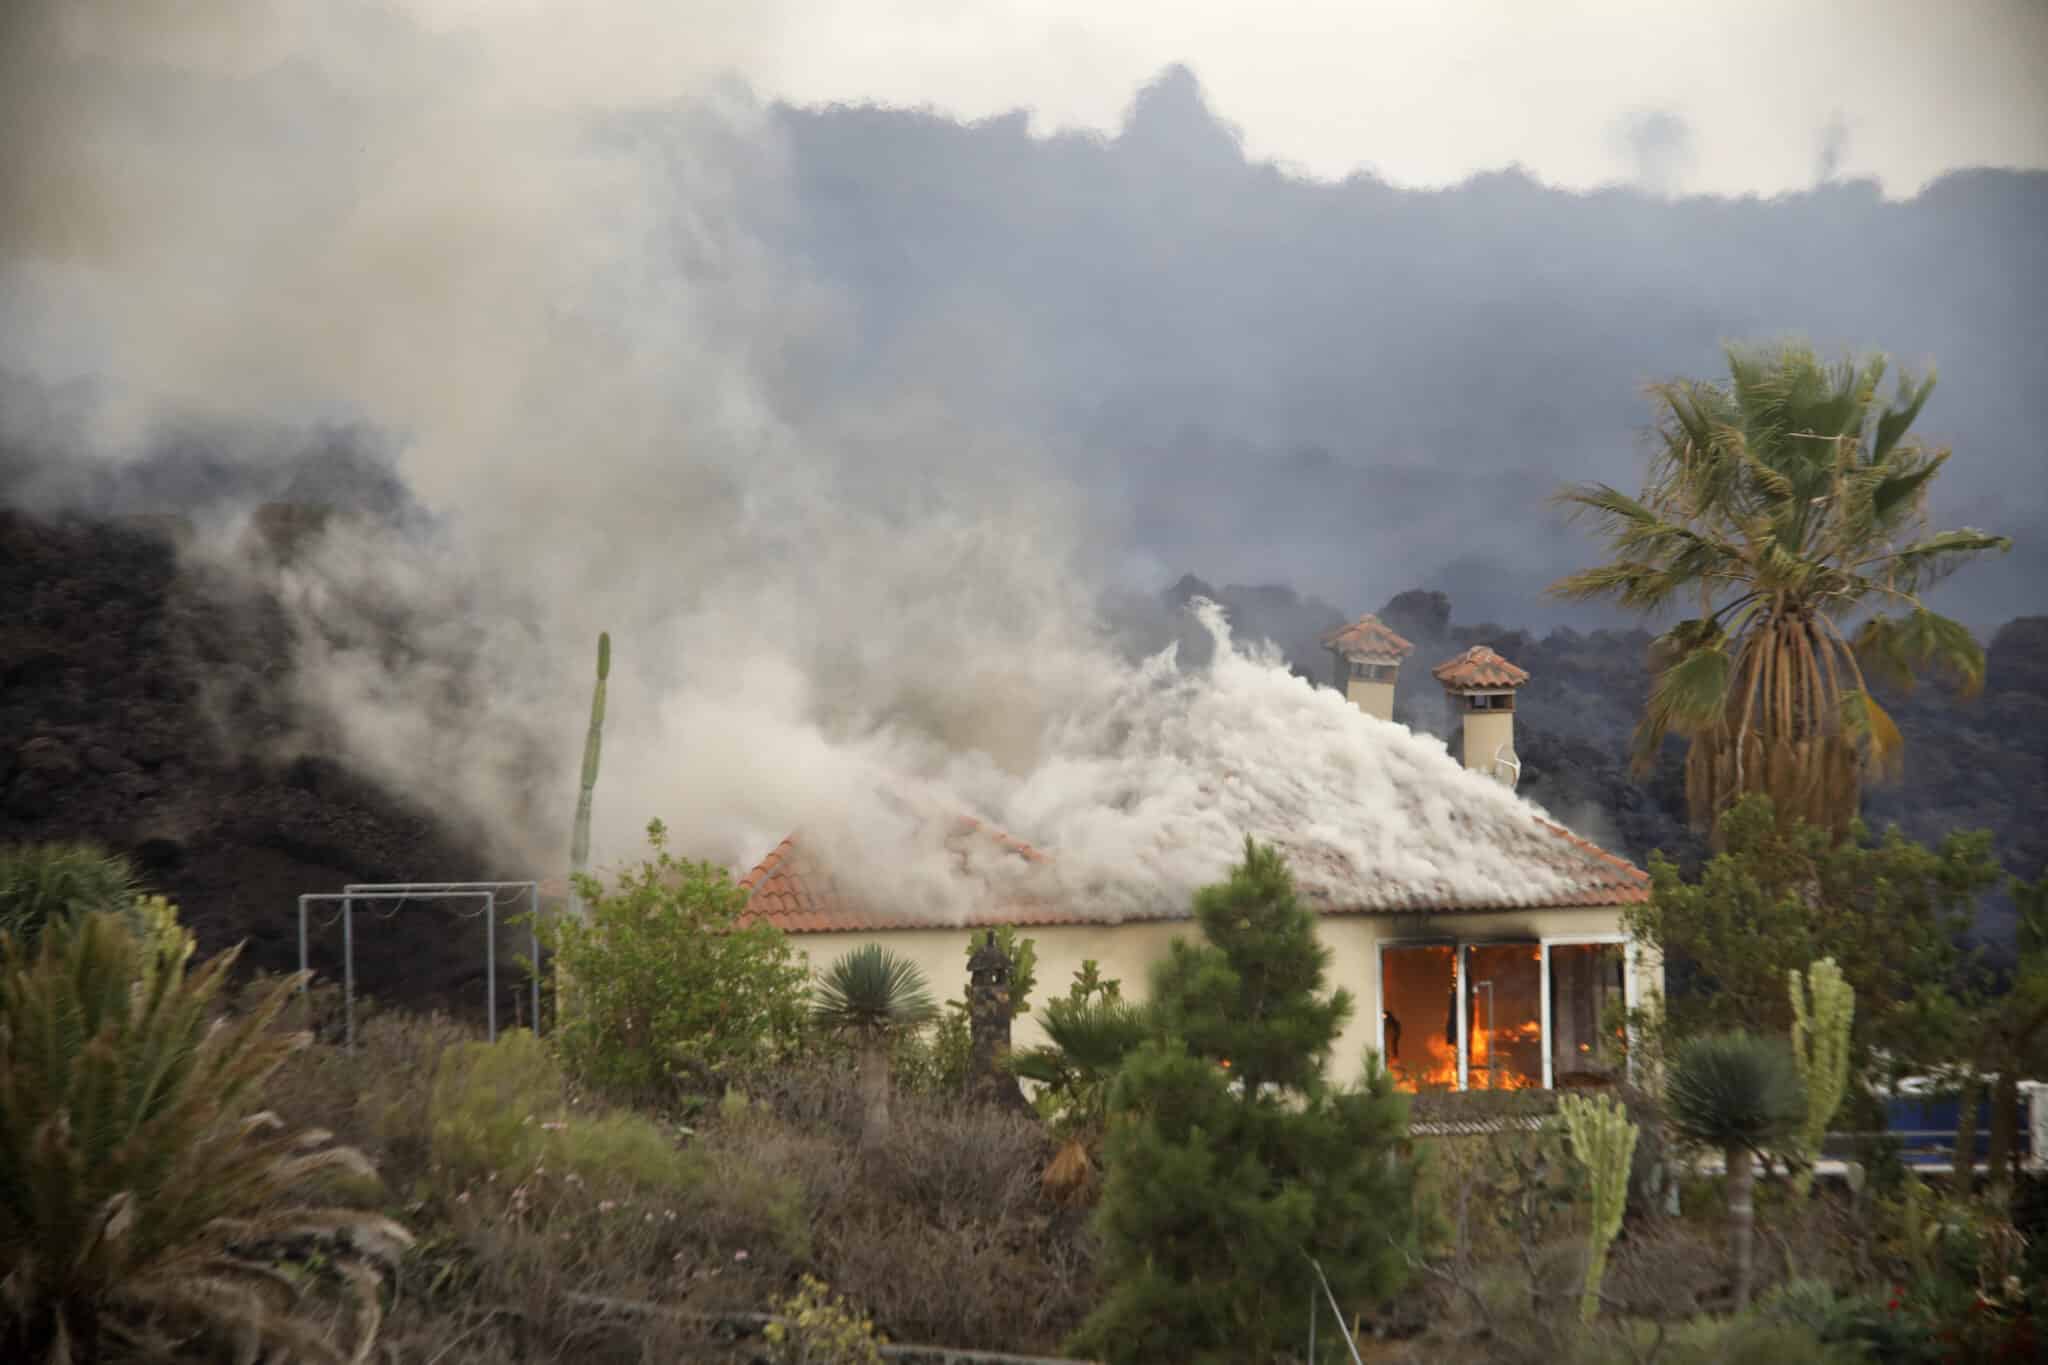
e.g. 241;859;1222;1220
1551;343;2010;836
812;945;938;1151
1;910;411;1363
1010;993;1149;1201
1666;1032;1805;1310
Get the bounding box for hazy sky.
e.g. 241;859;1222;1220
711;0;2048;194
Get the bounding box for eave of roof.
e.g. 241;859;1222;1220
737;815;1649;936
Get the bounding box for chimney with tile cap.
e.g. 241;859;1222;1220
1320;613;1414;722
1431;645;1529;787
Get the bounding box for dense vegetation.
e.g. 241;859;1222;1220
7;829;2046;1362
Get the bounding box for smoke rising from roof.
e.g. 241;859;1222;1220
2;5;2038;912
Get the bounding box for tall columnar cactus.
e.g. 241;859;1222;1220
1788;956;1855;1197
568;631;610;923
1559;1092;1639;1323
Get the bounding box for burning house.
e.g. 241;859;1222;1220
739;613;1658;1093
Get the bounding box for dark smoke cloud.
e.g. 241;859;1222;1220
745;72;2042;630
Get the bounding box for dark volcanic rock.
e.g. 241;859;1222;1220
0;507;499;1018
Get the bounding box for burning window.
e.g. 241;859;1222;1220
1381;940;1566;1092
1380;944;1458;1090
1466;944;1543;1090
1549;942;1626;1086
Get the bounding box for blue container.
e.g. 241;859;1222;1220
1882;1090;2033;1168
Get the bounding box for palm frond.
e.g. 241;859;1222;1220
1633;644;1731;773
1872;369;1936;464
1036;995;1148;1075
1852;609;1990;697
1860;528;2011;597
2;911;404;1364
1840;689;1904;783
1667;1032;1805;1150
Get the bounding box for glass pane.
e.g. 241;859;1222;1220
1467;944;1543;1090
1549;943;1627;1087
1380;945;1459;1091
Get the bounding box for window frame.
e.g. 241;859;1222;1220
1377;930;1637;1092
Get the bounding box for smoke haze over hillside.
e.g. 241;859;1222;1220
2;3;2041;903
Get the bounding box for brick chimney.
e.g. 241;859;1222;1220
1431;645;1529;787
1320;613;1415;723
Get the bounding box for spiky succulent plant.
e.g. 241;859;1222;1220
1;910;411;1363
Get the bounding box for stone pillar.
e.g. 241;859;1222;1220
966;931;1031;1112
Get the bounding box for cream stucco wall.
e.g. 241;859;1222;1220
791;903;1659;1088
1343;676;1396;722
1461;709;1515;772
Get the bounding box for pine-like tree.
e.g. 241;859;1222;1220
1069;837;1416;1364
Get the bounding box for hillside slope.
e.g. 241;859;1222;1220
0;508;501;1018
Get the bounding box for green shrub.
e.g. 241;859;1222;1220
1;910;409;1363
1573;1313;1861;1365
541;820;810;1103
891;1002;972;1096
429;1029;696;1190
0;841;139;948
763;1275;887;1364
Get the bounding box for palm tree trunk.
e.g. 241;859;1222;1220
1727;1145;1757;1310
859;1037;892;1152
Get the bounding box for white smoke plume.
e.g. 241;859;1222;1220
2;1;1603;918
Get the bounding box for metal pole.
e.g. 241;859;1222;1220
531;897;542;1037
486;891;497;1043
342;892;355;1049
297;894;310;1009
1307;1257;1365;1365
1308;1279;1318;1362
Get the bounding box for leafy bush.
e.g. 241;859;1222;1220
763;1276;887;1364
1574;1312;1862;1365
429;1029;696;1190
0;841;139;947
541;819;810;1103
889;1001;972;1096
0;910;410;1363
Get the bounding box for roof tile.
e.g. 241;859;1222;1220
1432;644;1530;690
1321;613;1415;662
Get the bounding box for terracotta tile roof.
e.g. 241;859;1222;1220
1321;613;1415;662
1432;644;1529;690
737;819;1099;933
737;813;1649;935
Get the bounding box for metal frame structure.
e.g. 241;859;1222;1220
295;880;541;1047
344;881;543;1040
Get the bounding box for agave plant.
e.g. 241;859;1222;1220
1667;1031;1806;1310
0;842;140;948
1010;993;1149;1201
812;946;937;1151
0;911;411;1363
